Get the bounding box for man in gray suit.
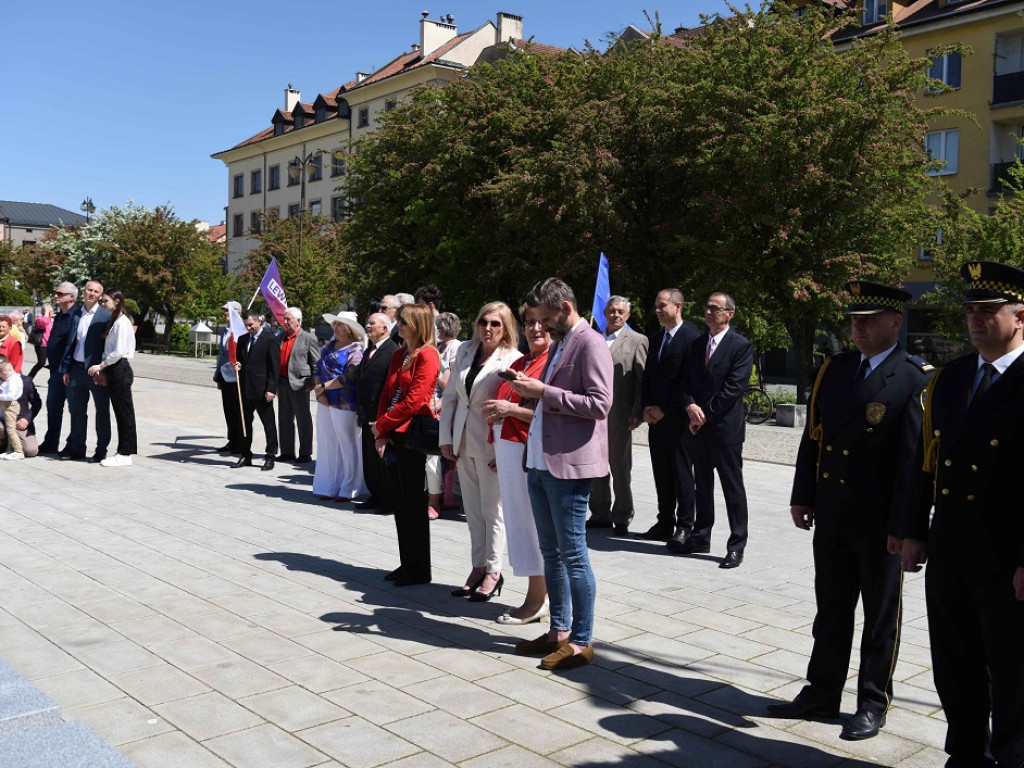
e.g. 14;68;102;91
276;307;320;463
587;296;648;536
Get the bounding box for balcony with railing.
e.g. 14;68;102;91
993;71;1024;105
990;160;1023;193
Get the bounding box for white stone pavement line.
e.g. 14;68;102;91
0;368;944;767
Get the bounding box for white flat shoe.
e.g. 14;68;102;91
496;598;550;625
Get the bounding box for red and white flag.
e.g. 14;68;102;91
227;306;248;366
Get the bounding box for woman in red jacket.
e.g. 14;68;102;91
373;303;441;586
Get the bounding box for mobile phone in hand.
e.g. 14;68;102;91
497;370;517;381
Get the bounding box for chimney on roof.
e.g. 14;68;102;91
356;71;371;83
496;12;523;44
673;26;688;35
420;10;458;55
285;85;301;112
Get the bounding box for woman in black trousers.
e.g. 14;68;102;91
87;288;136;467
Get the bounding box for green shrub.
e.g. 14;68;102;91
169;322;190;352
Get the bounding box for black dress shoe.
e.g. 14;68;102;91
841;709;885;740
384;567;405;581
295;455;312;463
612;524;630;536
353;498;378;509
37;444;58;455
374;507;394;515
767;693;840;720
232;456;253;468
59;450;85;462
88;451;107;464
665;528;689;551
215;443;232;453
637;524;674;541
719;551;744;569
394;574;431;587
585;518;612;529
669;536;711;555
277;453;297;462
260;458;275;471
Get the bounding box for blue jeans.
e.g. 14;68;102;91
527;468;596;647
67;362;111;455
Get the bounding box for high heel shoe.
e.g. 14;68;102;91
496;597;550;625
451;574;485;597
468;573;503;602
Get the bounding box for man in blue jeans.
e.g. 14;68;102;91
508;277;613;670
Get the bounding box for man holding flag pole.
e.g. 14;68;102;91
213;301;247;453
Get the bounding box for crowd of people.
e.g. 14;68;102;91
4;263;1022;764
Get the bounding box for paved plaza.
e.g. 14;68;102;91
0;352;947;767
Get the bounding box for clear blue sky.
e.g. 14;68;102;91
1;1;730;225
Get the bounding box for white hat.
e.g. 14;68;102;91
222;300;242;312
323;311;366;341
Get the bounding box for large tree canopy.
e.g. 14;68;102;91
344;2;953;397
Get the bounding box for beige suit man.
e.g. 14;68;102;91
588;297;648;534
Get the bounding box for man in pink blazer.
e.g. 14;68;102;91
508;277;613;671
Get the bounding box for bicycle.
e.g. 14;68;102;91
744;352;774;425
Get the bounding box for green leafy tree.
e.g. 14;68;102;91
0;241;32;305
237;211;354;323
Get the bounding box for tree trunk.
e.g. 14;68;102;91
789;318;817;405
162;309;176;348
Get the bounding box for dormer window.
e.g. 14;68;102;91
294;114;304;129
274;122;285;137
864;0;886;24
316;106;327;122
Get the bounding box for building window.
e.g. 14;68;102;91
233;174;244;198
309;200;322;216
310;154;322;181
294;114;304;129
316;106;326;123
288;203;301;218
250;169;262;195
925;129;959;175
232;213;244;237
918;229;942;261
331;196;347;221
864;0;886;24
274;122;285;137
269;165;280;190
331;151;346;177
927;52;961;90
385;100;398;112
358;108;369;128
250;210;262;234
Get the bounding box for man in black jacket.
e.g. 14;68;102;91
680;292;753;568
38;282;80;454
60;280;111;462
233;310;280;471
897;261;1024;768
638;289;699;541
768;281;932;742
353;312;398;512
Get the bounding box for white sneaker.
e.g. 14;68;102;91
100;453;132;467
2;452;24;461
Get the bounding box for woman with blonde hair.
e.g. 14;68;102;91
440;301;521;601
373;303;441;586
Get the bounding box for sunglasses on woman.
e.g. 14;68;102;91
477;319;502;329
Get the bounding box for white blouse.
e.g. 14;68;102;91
100;315;136;368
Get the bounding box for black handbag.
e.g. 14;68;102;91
405;414;440;455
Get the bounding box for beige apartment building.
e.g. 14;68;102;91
211;11;529;272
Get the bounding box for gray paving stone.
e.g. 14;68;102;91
120;731;231;768
107;664;211;707
387;709;508;762
152;690;265;741
240;685;349;731
471;703;591;754
298;716;421;766
205;722;329;767
323;679;435;725
0;721;138;768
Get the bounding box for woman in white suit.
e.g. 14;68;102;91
440;301;522;601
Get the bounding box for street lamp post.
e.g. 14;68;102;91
80;197;95;224
288;153;317;271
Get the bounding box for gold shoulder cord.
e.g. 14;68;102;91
807;357;832;481
920;368;944;502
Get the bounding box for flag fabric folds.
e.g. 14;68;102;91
259;258;288;327
227;306;248;366
591;252;611;332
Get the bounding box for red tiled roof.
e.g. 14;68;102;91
509;38;568;55
207;223;226;243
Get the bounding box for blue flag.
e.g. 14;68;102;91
591;253;610;332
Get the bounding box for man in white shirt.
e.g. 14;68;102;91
61;280;111;462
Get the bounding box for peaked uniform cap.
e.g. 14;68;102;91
843;281;911;315
960;261;1024;305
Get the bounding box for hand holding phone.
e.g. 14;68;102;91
497;369;517;381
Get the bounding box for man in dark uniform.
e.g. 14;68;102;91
897;261;1024;768
767;281;932;741
232;310;281;471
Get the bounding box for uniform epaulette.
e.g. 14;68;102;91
908;354;934;372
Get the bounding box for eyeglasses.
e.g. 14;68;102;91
477;319;502;329
54;291;72;297
705;304;730;314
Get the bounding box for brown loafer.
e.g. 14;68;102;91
515;634;568;656
541;644;594;670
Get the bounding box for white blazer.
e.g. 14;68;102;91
440;341;522;458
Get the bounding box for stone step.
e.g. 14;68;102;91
0;660;61;736
0;721;137;768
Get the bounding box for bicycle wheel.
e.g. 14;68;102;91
744;387;773;425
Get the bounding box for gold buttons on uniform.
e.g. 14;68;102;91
843;450;850;456
967;495;975;501
944;459;952;467
971;465;978;472
839;479;845;485
823;472;830;479
826;445;833;452
866;428;874;433
941;488;950;496
935;430;941;436
991;440;999;447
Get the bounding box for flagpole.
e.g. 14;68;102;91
246;287;260;310
236;379;247;437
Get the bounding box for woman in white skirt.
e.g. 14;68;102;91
482;305;552;624
312;312;367;501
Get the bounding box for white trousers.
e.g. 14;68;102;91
312;405;367;499
458;437;505;574
493;427;543;577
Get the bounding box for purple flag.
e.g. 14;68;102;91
259;258;287;327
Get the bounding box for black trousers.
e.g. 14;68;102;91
646;418;695;532
690;435;748;551
105;359;137;456
360;423;389;506
804;533;902;714
382;435;431;580
926;540;1024;767
241;396;278;459
219;381;244;452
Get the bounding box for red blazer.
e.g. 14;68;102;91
375;345;441;438
493;350;549;444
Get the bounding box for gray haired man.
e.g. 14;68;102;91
277;307;321;463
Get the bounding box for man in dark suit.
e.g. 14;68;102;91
38;282;80;454
61;279;111;462
897;261;1024;768
680;292;753;568
276;307;321;463
233;309;280;471
638;288;699;541
353;312;398;512
768;282;932;742
588;296;648;536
